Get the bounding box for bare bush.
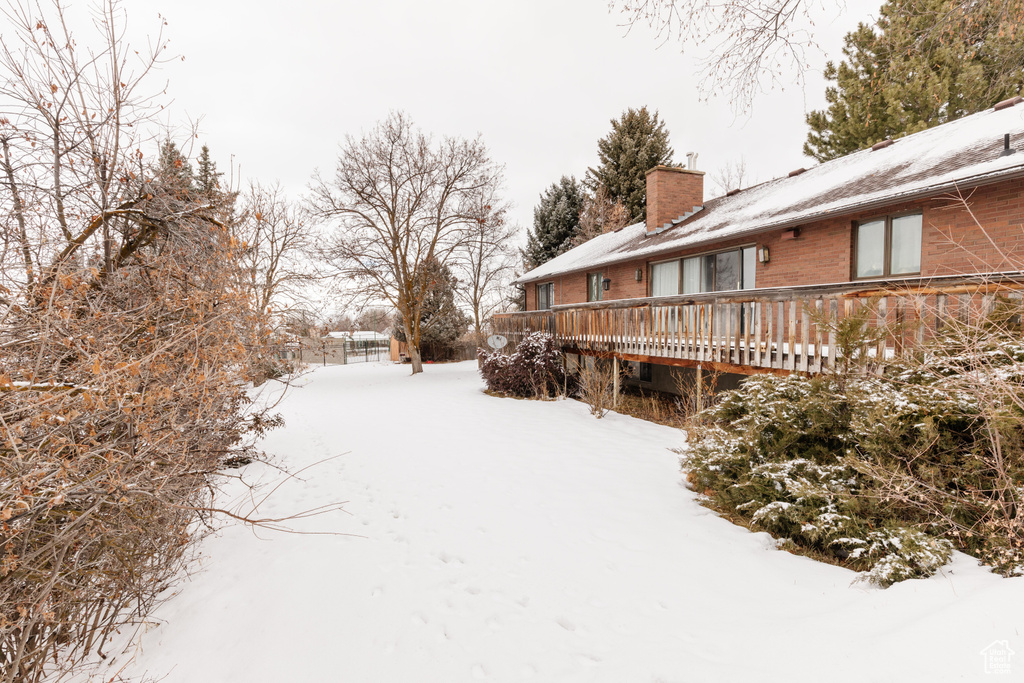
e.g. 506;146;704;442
673;364;723;425
0;2;278;680
576;358;620;418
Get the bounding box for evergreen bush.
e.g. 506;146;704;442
681;317;1024;586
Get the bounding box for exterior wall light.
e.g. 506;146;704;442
602;277;611;291
635;268;643;282
757;246;770;264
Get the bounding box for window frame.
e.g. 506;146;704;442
852;211;923;280
535;282;554;310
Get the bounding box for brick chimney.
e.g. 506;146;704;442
645;165;704;235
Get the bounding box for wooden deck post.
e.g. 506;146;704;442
695;363;704;413
612;356;620;408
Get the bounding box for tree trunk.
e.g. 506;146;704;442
402;316;424;375
408;345;423;374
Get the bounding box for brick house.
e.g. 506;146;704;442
499;98;1024;391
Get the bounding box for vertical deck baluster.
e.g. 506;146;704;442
876;297;888;365
799;301;810;373
742;302;751;366
811;299;823;373
763;301;773;368
787;299;798;372
722;303;729;364
773;301;784;369
936;293;948;333
753;302;762;366
732;302;741;365
895;298;905;355
982;293;995;320
914;295;926;348
671;303;679;358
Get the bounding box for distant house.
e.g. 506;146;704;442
498;97;1024;391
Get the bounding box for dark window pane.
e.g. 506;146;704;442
537;283;552;310
702;254;715;292
715;250;740;291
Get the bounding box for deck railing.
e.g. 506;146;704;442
493;273;1024;375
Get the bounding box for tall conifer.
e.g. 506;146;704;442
805;0;1024;161
587;107;674;224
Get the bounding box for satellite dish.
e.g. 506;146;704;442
486;334;508;350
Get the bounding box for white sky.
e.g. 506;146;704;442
129;0;879;244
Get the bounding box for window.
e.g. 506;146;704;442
536;282;553;310
587;272;604;302
651;260;680;297
854;213;922;279
651;246;756;296
637;362;652;382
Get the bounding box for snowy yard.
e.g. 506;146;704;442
96;362;1021;682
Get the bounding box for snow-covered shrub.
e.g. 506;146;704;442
853;529;953;587
479;331;565;398
850;325;1024;575
682;374;888;575
682;317;1024;585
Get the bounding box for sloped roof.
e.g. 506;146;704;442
518;102;1024;284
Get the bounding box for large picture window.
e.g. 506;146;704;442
854;213;922;279
536;282;553;310
587;272;604;302
650;246;756;296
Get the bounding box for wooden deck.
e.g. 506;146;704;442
494;273;1024;375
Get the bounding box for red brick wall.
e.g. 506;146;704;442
522;177;1024;310
646;166;705;232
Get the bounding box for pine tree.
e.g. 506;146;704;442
587;107;674;224
156;139;195;196
804;0;1024;162
393;258;469;361
521;175;586;269
195;144;224;196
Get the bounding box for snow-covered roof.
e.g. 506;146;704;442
518;102;1024;284
350;330;389;342
325;330;389;342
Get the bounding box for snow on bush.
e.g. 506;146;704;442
479;332;565;398
681;315;1024;587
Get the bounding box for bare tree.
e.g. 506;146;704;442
308;111;505;374
355;307;392;333
236;181;315;340
612;0;1024;113
613;0;830;111
571;187;631;248
708;157;752;197
454;192;517;354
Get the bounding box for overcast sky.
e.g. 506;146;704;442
131;0;879;243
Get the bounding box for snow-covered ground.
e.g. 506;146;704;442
94;362;1022;682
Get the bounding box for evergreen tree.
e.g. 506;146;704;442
587;107;674;224
805;0;1024;162
195;144;224;195
522;176;586;270
156;139;195;196
393;258;469;361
